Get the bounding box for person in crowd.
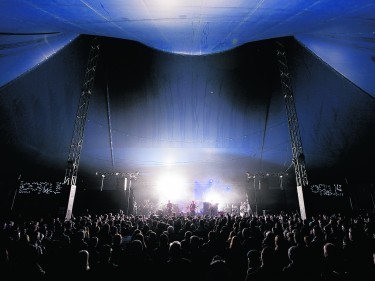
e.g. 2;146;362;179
320;242;349;281
245;246;280;281
165;241;193;281
205;256;231;281
246;249;261;275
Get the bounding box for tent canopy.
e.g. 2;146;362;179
1;1;375;199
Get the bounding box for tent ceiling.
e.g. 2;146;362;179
1;1;375;94
1;1;375;190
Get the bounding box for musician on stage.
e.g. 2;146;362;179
240;201;247;216
166;200;173;216
189;200;197;216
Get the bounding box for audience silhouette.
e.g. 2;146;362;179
0;210;374;281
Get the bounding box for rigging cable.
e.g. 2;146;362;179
105;69;115;170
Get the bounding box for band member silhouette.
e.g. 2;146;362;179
166;200;173;216
189;200;197;216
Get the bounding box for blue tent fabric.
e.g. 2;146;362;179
0;33;78;87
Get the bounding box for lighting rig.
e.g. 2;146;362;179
95;171;139;179
246;172;288;179
95;171;139;191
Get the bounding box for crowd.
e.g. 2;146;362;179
0;210;374;281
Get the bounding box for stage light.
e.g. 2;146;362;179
155;173;189;204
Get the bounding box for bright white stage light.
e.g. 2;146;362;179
155;173;189;204
203;189;226;206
